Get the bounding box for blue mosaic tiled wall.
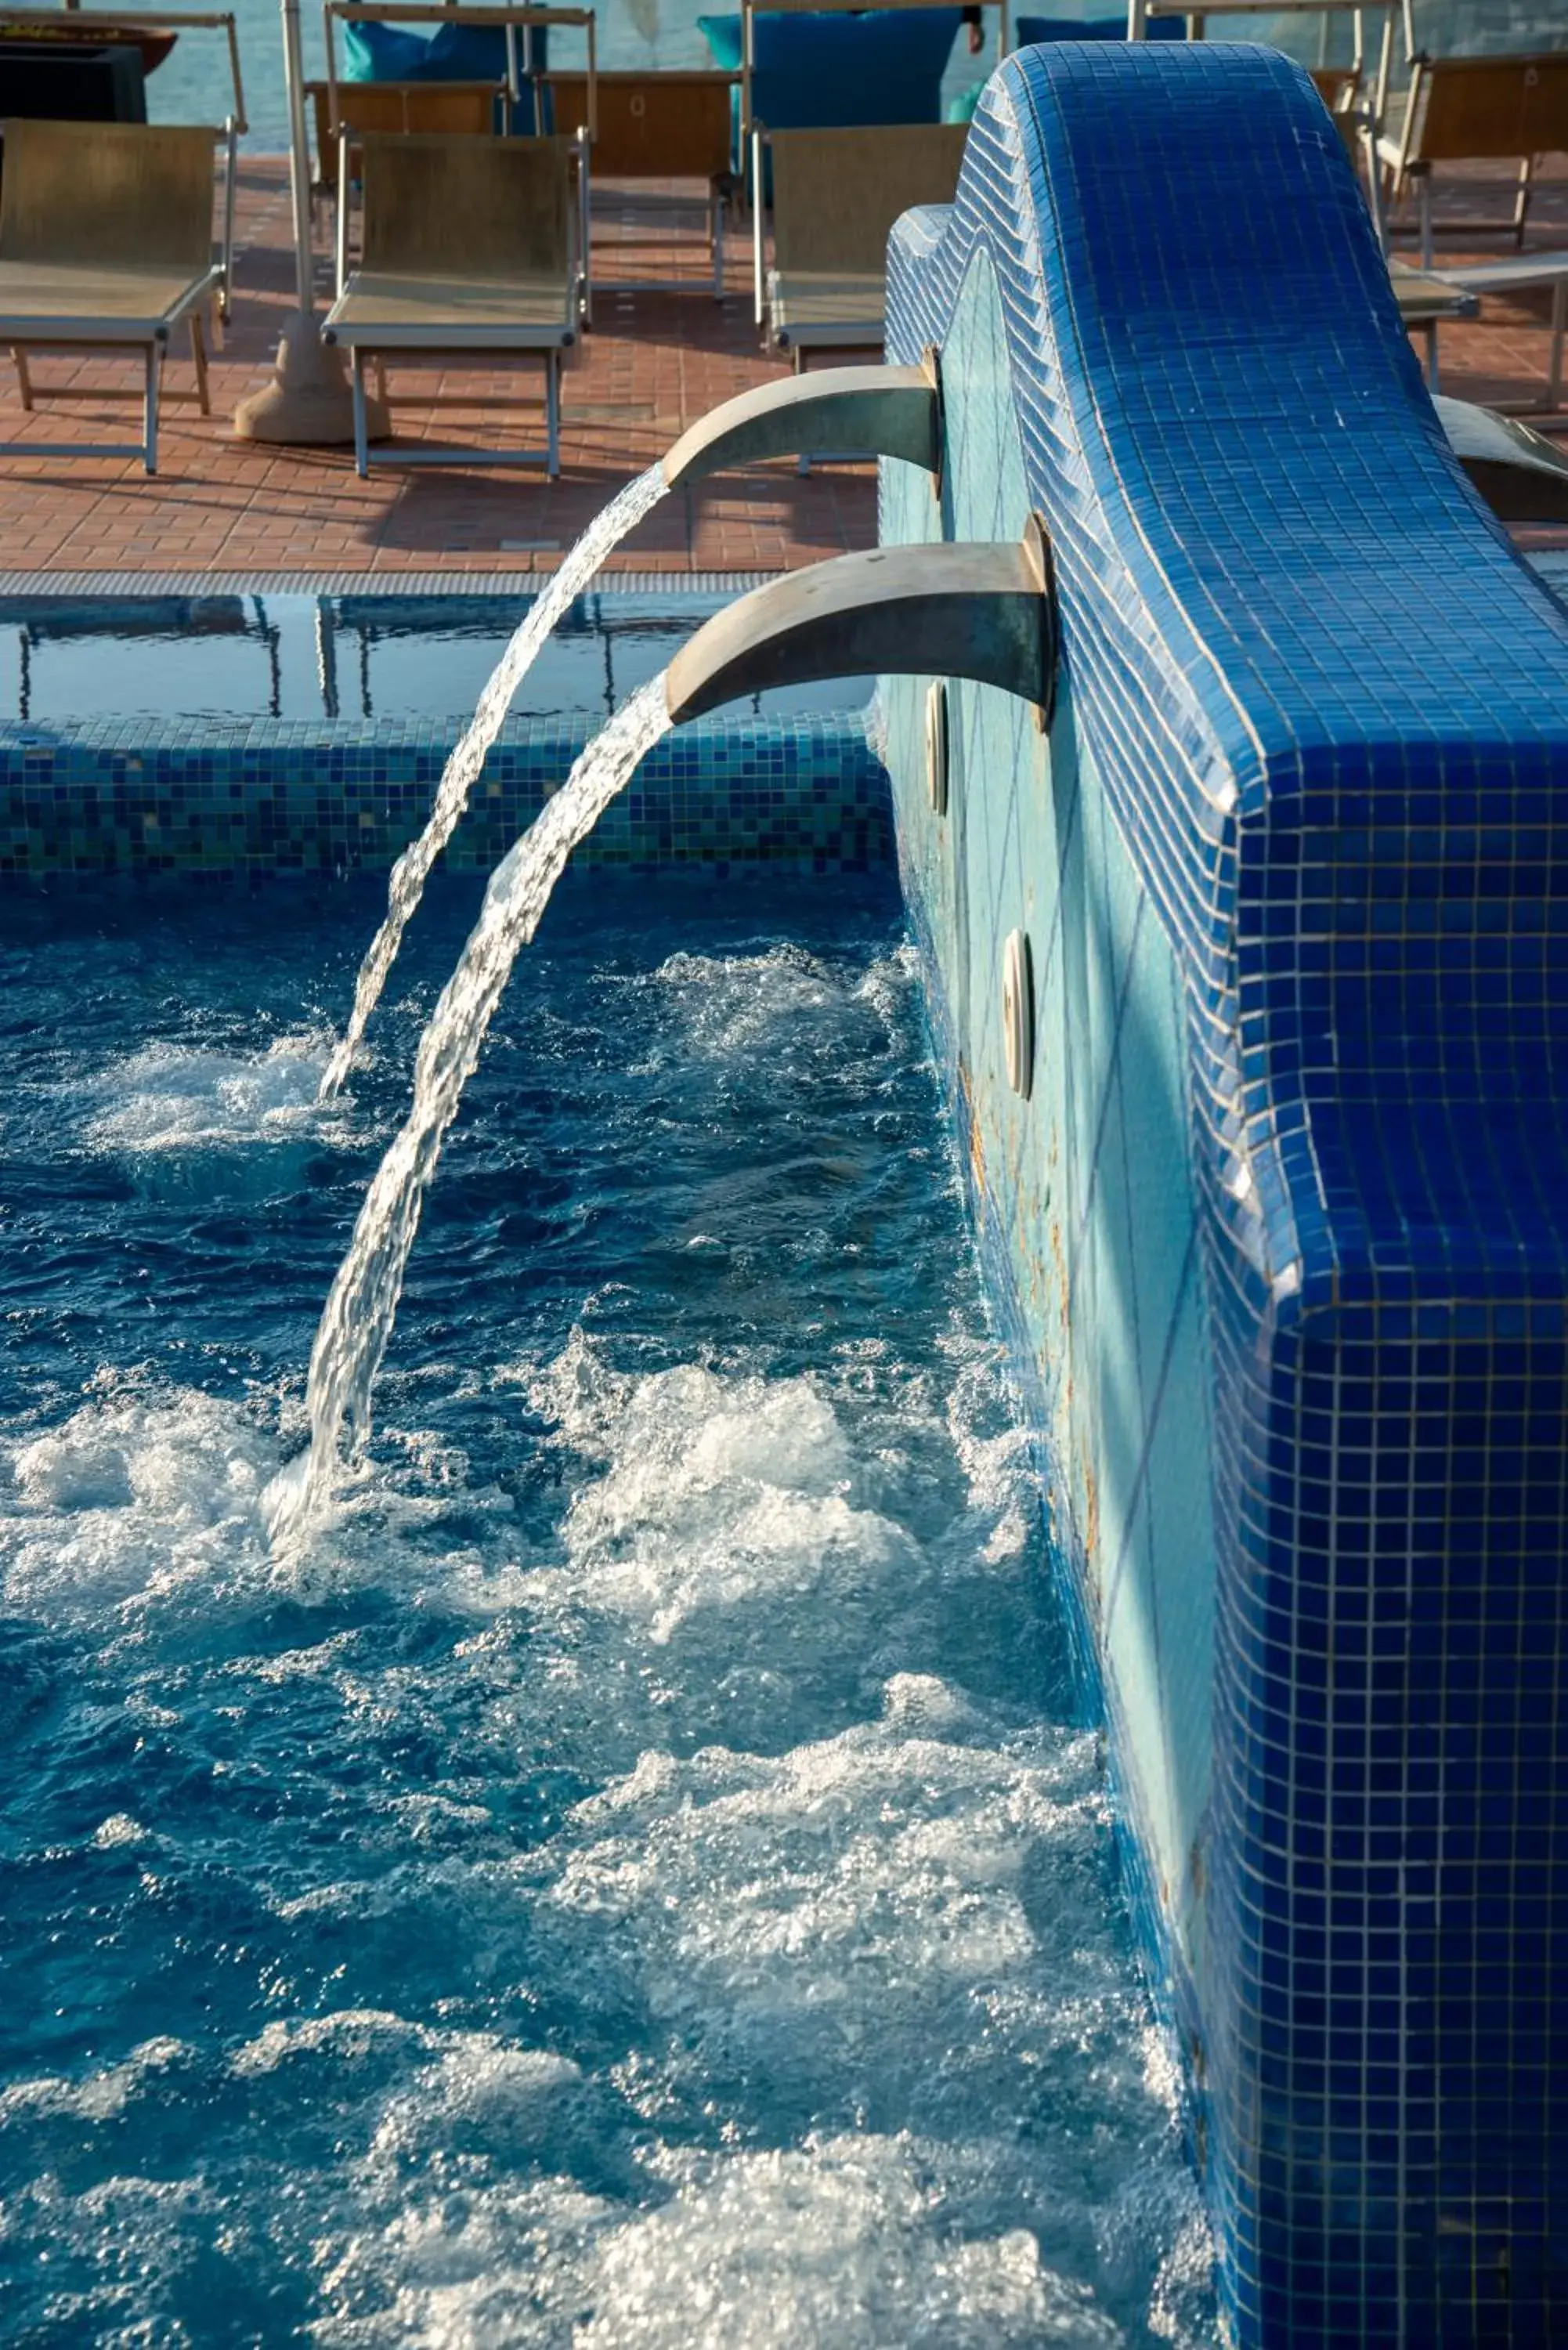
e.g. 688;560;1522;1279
880;41;1568;2348
0;713;891;883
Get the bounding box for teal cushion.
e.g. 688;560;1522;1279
698;8;960;174
695;11;742;69
341;18;550;81
341;19;428;79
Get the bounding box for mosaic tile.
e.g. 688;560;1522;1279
881;41;1568;2349
0;713;893;884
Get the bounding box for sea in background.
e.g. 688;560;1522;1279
139;0;1568;154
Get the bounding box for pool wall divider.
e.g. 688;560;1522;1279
880;42;1568;2348
0;713;892;883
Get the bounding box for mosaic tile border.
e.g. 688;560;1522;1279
883;42;1568;2350
0;711;892;884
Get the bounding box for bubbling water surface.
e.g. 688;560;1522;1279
0;884;1216;2346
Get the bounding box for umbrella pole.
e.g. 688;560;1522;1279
234;0;387;443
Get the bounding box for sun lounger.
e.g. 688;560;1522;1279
1377;52;1568;262
0;117;233;474
754;121;968;363
544;70;736;298
321;130;585;476
305;76;507;205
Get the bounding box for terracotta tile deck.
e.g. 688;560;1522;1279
0;154;1564;577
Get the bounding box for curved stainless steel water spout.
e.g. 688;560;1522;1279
662;354;942;490
666;519;1057;725
1434;396;1568;524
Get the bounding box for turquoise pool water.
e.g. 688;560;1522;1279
0;877;1215;2345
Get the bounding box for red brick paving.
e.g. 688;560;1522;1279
0;154;1564;575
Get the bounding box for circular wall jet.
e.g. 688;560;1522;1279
1002;929;1035;1101
926;680;950;817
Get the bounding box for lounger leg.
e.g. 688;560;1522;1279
710;183;724;303
374;357;388;403
753;132;767;330
190;312;211;416
352;348;370;478
1513;155;1534;249
11;349;32;412
1424;319;1440;394
1418;171;1433;270
143;338;164;475
1551;277;1566;414
546;349;560;479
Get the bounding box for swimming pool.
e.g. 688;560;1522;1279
0;877;1213;2344
0;584;866;731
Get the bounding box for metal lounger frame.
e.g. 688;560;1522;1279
0;116;238;473
323;128;583;475
323;2;596;320
752;122;968;351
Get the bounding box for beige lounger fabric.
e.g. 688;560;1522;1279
322;133;580;472
0;119;223;469
0;118;216;281
327;132;576;343
0;262;211;331
765;123;967;351
330;273;574;333
1377;53;1568;252
1389;261;1479;325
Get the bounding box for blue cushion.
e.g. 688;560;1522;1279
1014;13;1185;38
342;18;549;81
699;8;960;178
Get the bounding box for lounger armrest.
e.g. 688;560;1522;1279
337;128;351;296
571;125;592;327
219;114;238;321
752;125;769;329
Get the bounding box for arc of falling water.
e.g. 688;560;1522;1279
265;676;673;1544
316;465;667;1104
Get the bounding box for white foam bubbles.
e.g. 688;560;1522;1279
522;1345;909;1645
91;1813;150;1850
0;2037;191;2126
649;944;843;1058
2;1379;276;1621
540;1691;1104;2107
80;1029;345;1155
576;2137;1126;2350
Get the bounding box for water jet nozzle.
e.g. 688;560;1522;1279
662;352;942;490
664;515;1057;727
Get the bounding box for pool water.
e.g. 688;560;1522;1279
0;592;869;732
0;877;1214;2345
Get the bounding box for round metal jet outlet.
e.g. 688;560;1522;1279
926;679;950;817
1002;927;1035;1100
